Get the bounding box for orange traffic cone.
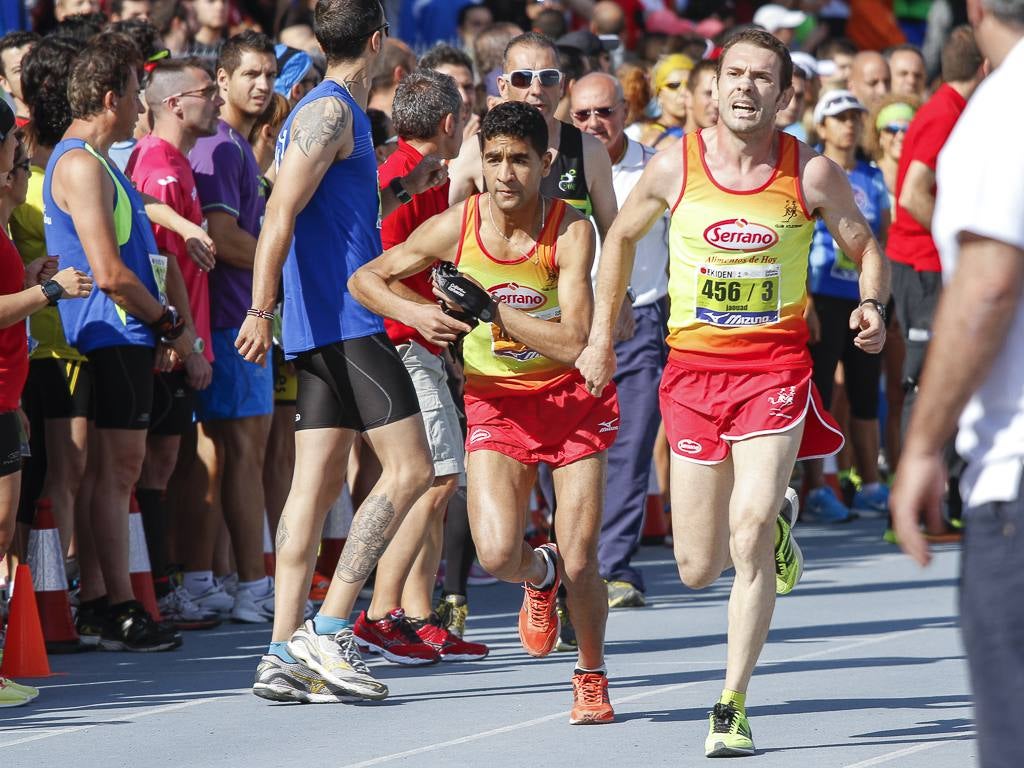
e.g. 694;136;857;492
128;494;161;621
1;564;52;677
25;499;81;653
641;467;669;545
263;512;276;578
315;486;352;578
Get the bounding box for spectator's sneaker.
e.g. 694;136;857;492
100;601;178;652
353;609;440;665
231;580;275;623
518;543;560;658
705;702;755;757
158;586;221;630
606;580;646;609
570;671;614;725
467;562;498;586
75;601;106;648
1;677;38;702
882;527;898;544
252;654;352;704
555;594;577;652
0;677;31;707
308;572;331;603
852;483;890;516
287;621;388;701
775;488;804;596
805;486;854;523
435;593;469;638
218;573;239;597
186;582;235;615
416;615;489;661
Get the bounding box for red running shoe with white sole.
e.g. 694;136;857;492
517;543;560;658
570;672;615;725
416;620;489;661
353;609;439;665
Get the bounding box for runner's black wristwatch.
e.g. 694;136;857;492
151;305;185;341
859;298;886;324
389;176;412;205
40;280;63;306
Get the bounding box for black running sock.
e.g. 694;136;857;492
80;595;110;613
443;488;477;596
136;487;168;578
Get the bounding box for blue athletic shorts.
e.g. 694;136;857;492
195;328;273;422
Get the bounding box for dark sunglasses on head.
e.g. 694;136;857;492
882;123;909;135
505;69;563;88
571;104;620;122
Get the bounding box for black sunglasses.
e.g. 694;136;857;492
571;104;621;122
362;20;390;39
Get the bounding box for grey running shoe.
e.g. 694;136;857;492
606;580;647;609
158;586;221;630
287;621;388;701
252;654;353;704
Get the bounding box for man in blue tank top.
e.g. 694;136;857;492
44;34;205;653
235;0;448;704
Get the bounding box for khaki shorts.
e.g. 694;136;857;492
398;341;465;479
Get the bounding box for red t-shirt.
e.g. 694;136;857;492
887;84;967;273
127;134;214;362
0;233;28;411
378;138;451;356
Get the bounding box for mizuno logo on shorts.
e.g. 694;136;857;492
598;418;619;433
469;429;492;443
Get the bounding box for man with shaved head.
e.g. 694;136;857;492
126;60;222;628
849;50;891;108
570;72;668;609
886;44;927;98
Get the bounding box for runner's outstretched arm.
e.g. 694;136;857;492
348;204;474;345
235;94;353;366
576;148;680;395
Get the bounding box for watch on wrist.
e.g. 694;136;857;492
859;298;887;324
389;176;412;204
151;305;185;341
192;336;206;355
40;279;64;306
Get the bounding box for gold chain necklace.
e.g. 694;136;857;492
487;194;545;260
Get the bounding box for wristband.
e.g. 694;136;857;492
859;298;887;324
246;308;276;321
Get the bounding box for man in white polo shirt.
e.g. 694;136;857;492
571;72;668;609
891;3;1024;767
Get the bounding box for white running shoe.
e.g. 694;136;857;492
231;580;275;623
287;621;388;701
185;581;235;615
158;586;221;630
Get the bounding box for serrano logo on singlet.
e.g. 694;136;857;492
488;283;547;309
703;218;779;251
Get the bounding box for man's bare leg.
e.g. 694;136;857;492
40;416;88;557
551;453;607;670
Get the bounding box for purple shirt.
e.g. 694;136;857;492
190;120;267;330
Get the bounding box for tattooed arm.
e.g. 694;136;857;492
236;95;353;365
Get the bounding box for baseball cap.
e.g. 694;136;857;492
274;44;314;96
645;10;696;37
752;4;807;32
813;89;866;124
556;30;615;57
790;51;818;79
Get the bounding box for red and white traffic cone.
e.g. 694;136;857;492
263;512;276;578
128;494;161;621
25;499;81;653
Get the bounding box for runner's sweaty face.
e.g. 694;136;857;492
715;42;792;136
480;134;552;213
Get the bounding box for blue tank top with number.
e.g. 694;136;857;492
44;139;160;353
276;80;385;358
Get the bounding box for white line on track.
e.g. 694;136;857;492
839;740;953;767
336;625;935;768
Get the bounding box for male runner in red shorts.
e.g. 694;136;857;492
577;29;889;756
351;100;618;725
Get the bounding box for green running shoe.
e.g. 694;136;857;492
775;488;803;595
554;595;577;652
705;702;754;757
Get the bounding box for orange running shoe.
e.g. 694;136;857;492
570;672;615;725
517;543;560;657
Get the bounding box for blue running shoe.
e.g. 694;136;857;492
852;483;889;516
805;487;854;523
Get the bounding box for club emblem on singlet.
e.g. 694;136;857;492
558;168;578;192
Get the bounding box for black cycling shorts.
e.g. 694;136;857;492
0;410;22;477
293;332;420;432
87;345;155;430
150;370;195;436
24;358;92;420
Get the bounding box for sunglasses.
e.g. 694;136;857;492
881;123;909;135
362;21;390;39
162;84;220;103
504;69;563;88
662;81;685;91
571;104;621;122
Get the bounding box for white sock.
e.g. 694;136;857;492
575;663;607;675
239;576;270;595
184;571;214;595
529;548;555;589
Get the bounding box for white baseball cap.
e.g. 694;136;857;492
813;89;867;124
790;51;819;79
753;4;807;32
